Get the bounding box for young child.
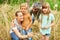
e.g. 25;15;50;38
20;3;32;40
39;2;55;40
30;2;42;23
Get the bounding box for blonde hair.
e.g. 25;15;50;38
20;3;29;10
41;2;51;23
42;2;51;14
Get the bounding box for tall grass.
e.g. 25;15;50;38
0;4;60;40
0;4;20;40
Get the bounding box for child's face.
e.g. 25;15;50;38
20;6;27;14
42;8;48;14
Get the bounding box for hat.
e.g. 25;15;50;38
33;2;42;9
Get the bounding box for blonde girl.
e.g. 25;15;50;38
39;2;55;40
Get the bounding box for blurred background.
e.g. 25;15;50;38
0;0;60;40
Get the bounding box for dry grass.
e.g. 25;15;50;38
0;4;60;40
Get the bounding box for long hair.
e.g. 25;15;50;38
41;2;51;23
42;2;51;14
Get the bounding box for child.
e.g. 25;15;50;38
39;2;55;40
20;3;32;40
30;2;42;23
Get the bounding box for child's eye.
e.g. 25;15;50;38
21;8;23;9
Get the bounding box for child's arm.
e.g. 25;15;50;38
45;14;55;29
44;20;55;29
26;14;32;30
48;20;55;27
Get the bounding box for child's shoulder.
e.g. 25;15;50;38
49;12;54;16
24;13;31;18
27;13;31;17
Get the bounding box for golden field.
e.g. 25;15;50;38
0;4;60;40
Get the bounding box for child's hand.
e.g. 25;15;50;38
26;26;30;30
41;26;49;29
21;35;28;39
26;27;29;30
44;26;50;29
24;35;28;38
27;32;33;37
